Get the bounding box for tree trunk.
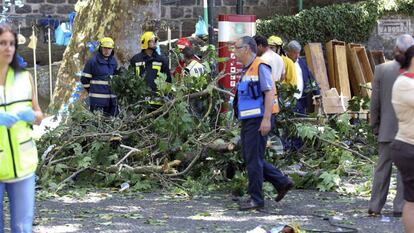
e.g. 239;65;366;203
50;0;161;111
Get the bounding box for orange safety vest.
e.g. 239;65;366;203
244;57;279;114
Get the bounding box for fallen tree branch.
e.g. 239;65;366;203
212;86;235;97
49;155;77;165
106;160;181;174
165;149;205;177
316;136;375;164
206;138;236;152
55;167;88;192
115;149;139;166
138;71;230;124
283;170;307;177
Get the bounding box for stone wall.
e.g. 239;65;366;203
4;0;76;67
160;0;362;39
27;63;60;110
367;15;414;59
7;0;362;39
3;0;382;67
3;0;76;27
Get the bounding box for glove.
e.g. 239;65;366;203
17;107;36;123
0;112;20;128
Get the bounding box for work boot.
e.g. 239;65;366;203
239;199;264;211
367;209;380;217
393;212;402;218
275;181;294;202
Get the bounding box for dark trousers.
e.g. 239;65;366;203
391;140;414;202
369;142;404;212
241;117;290;205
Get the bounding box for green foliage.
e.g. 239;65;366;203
378;0;414;15
37;46;237;193
257;0;414;45
292;113;376;192
257;1;381;45
348;96;371;112
317;171;341;192
39;33;378;197
111;68;150;107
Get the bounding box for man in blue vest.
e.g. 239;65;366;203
233;36;294;211
286;40;321;115
81;37;118;116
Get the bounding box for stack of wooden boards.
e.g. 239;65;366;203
304;40;386;114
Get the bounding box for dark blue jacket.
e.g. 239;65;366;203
81;52;118;107
130;51;171;93
296;58;320;114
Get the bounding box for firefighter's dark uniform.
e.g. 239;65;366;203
129;51;171;93
81;52;118;116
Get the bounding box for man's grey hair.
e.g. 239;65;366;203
286;40;302;52
396;34;414;53
240;36;257;54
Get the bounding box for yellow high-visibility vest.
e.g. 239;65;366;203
0;68;38;181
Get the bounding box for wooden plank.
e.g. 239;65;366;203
304;43;330;95
326;40;346;90
346;43;363;96
349;47;369;97
323;88;349;114
356;47;374;83
333;45;351;99
366;49;376;73
371;50;386;65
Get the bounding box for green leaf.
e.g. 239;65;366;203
54;163;69;174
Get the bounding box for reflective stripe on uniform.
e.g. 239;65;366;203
0;99;32;107
239;108;262;118
89;93;116;98
242;75;259;81
147;100;163;105
135;62;143;77
152;63;161;76
83;72;93;78
90;80;109;85
83;84;90;88
136;66;141;77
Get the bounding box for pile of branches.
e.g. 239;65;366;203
37;46;377;194
38;48;243;191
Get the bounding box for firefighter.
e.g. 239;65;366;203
182;47;205;78
174;37;204;78
81;37;118;116
130;31;171;93
173;37;192;78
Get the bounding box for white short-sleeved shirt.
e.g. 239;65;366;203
294;61;304;99
260;49;285;82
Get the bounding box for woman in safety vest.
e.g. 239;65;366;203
0;23;43;232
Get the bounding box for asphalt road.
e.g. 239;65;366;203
18;189;404;233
